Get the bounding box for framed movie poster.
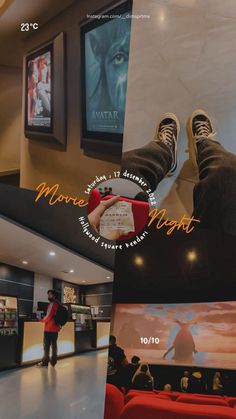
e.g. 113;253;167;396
80;1;132;153
24;32;66;146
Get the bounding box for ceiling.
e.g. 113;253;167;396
0;217;113;285
0;0;76;67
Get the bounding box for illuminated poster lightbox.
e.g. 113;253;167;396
80;1;132;152
24;32;66;146
26;47;52;130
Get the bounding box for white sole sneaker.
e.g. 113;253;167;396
186;108;212;170
154;112;180;175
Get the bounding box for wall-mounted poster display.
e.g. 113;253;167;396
24;32;66;146
80;0;132;153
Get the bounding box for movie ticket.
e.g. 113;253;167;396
99;200;135;237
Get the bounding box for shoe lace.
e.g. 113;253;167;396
194;120;216;141
157;123;175;148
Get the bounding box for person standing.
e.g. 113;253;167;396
180;371;190;392
107;335;128;388
37;289;60;368
212;372;223;395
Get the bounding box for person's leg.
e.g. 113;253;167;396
187;109;236;236
121;113;180;192
50;332;58;366
41;332;50;366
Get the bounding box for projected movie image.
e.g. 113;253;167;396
27;49;51;129
84;12;131;134
112;302;236;370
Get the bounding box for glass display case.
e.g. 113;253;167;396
68;304;93;332
0;296;18;336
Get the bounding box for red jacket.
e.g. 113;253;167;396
41;300;60;333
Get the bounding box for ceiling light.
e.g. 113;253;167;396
134;255;144;267
187;250;197;262
159;13;165;22
49;251;56;256
82;280;86;283
106;276;111;279
69;269;74;273
22;260;28;265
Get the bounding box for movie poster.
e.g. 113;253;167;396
27;50;51;129
85;13;131;134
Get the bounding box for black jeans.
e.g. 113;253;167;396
122;139;236;237
42;331;58;366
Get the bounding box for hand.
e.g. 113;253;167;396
103;229;128;241
88;196;120;235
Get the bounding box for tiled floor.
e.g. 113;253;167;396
123;0;236;218
0;350;108;419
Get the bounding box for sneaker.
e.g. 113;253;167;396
154;112;180;174
187;109;216;168
36;362;48;368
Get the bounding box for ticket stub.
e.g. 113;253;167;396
99;200;135;237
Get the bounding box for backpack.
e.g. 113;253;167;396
54;303;68;327
107;356;116;376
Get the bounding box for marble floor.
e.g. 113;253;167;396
0;350;108;419
123;0;236;218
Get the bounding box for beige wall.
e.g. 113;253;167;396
33;273;53;312
0;66;21;174
20;0;121;197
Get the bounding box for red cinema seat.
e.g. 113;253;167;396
156;395;173;401
176;395;229;407
125;391;171;404
125;390;155;404
193;394;223;399
120;397;236;419
227;398;236;408
104;384;124;419
158;391;182;401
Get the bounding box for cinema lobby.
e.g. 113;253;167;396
0;216;113;418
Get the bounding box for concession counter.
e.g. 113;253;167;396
20;320;75;364
93;320;110;349
0;295;110;371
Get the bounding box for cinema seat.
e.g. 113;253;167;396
124;390;171;404
104;384;124;419
154;395;173;402
158;391;182;400
120;397;236;419
227;398;236;408
176;395;229;407
124;390;156;404
193;394;223;399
